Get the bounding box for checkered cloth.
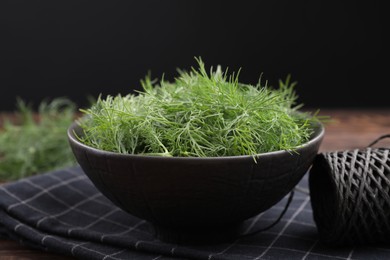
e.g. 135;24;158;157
1;166;390;260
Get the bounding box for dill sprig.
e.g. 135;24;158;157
79;58;318;157
0;98;77;181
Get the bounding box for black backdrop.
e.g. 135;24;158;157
0;0;387;111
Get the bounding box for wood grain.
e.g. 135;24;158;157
0;240;72;259
0;109;389;259
318;109;390;152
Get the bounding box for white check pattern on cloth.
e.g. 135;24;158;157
1;166;390;260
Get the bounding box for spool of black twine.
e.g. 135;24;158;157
309;135;390;246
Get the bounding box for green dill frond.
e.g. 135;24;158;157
79;58;319;157
0;98;77;180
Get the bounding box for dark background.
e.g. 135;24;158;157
0;0;387;111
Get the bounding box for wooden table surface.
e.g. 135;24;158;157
1;109;389;259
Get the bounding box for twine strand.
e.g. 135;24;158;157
368;134;390;147
239;191;295;238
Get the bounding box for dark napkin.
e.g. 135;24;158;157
1;166;389;260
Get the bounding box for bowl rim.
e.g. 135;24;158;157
68;119;324;161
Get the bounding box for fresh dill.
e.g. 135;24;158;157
79;58;318;157
0;98;77;181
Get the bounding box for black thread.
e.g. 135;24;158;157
239;190;294;238
368;134;390;147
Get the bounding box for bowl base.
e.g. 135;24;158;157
151;223;244;244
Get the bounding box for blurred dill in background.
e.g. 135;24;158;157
0;98;77;181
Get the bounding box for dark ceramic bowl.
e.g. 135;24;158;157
68;121;324;243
